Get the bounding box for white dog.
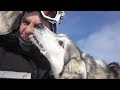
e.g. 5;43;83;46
30;24;120;79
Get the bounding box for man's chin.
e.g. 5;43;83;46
19;35;33;45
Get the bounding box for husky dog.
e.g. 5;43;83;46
0;11;22;35
30;24;120;79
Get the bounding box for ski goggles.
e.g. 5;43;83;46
40;11;65;24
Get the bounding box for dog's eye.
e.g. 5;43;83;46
58;40;64;48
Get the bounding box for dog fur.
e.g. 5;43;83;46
30;24;120;79
0;11;22;35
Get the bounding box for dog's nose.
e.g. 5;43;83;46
36;23;44;30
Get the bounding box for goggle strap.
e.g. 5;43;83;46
48;22;56;33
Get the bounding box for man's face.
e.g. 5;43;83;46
19;11;52;41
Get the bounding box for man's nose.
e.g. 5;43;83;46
25;23;35;35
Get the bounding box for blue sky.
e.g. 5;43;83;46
58;11;120;64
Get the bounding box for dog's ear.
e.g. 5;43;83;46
62;35;83;60
58;34;84;64
0;11;23;35
57;35;87;79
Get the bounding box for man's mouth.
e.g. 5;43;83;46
19;35;33;45
20;34;30;41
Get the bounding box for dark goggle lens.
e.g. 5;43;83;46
43;11;57;18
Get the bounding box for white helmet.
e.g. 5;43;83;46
40;11;65;33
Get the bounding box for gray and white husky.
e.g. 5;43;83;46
30;24;120;79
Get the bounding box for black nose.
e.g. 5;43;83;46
36;23;44;30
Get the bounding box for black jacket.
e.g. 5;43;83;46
0;29;54;79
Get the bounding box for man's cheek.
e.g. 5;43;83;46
19;25;25;34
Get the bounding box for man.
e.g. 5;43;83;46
0;11;65;79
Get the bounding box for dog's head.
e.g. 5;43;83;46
29;24;84;78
